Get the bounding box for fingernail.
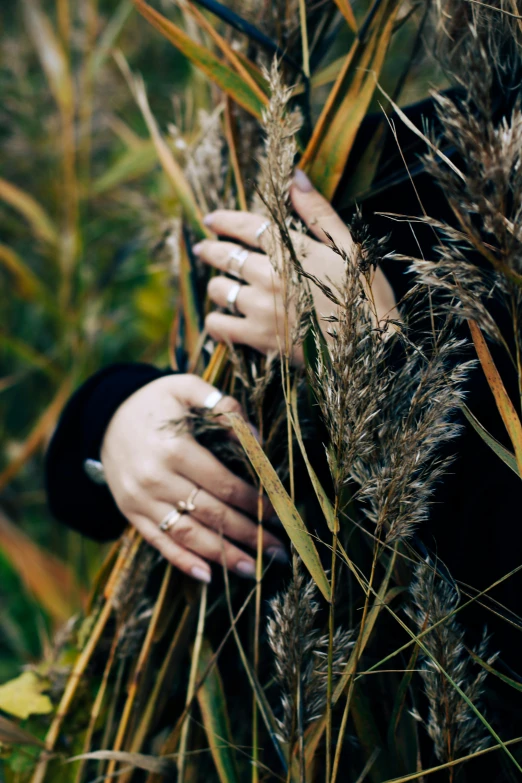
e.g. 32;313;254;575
203;213;215;227
191;566;211;583
293;169;313;192
192;242;203;255
266;546;289;564
236;560;256;578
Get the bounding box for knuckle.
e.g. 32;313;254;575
171;516;194;546
218;480;237;505
218;396;242;416
167;437;186;465
118;477;141;510
137;461;160;489
206;503;227;532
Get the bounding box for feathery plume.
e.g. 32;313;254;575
407;564;498;762
266;567;354;743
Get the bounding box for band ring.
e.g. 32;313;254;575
226;248;249;280
226;282;242;315
159;508;182;532
203;389;224;410
255;221;271;242
176;487;200;514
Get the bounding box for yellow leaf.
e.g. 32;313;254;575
0;672;52;720
226;413;331;602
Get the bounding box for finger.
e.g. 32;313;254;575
291;169;354;252
203;209;315;256
169;374;246;422
207;277;267;317
167;435;272;519
205;311;278;355
152;503;258;579
193;240;279;290
131;514;212;583
156;475;286;557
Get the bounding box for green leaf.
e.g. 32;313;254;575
227;413;331;602
197;640;239;783
134;0;267;120
461;403;520;478
468;649;522;693
0;672;52;720
91;143;158;195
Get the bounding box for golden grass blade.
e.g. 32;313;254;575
115;51;208;237
179;236;202;356
0;715;46;748
300;0;400;199
0;377;72;493
0;179;58;247
178;584;208;781
0;511;83;624
227;413;331;602
134;0;267;119
468;319;522;477
332;0;358;32
30;531;140;783
196;640;239;783
104;565;175;782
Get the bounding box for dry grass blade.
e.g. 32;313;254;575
227;413;330;602
0;715;47;748
67;751;175;774
468;319;522;476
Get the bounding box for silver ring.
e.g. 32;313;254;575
176;487;199;514
84;458;106;486
159;508;182;532
255;221;271;242
226;282;242;315
226;248;249;280
203;389;223;410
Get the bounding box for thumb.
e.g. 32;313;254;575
290;169;353;253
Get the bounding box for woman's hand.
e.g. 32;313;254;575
194;169;399;361
100;374;287;584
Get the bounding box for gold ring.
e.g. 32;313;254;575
176;487;199;514
159;508;182;532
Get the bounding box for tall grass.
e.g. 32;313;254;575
1;1;521;782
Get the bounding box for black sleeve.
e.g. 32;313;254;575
45;363;174;541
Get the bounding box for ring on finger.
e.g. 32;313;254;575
159;508;182;532
203;389;223;410
176;487;200;514
226;282;243;316
226;247;249;280
255;221;271;242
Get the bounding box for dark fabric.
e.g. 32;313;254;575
45;363;172;540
